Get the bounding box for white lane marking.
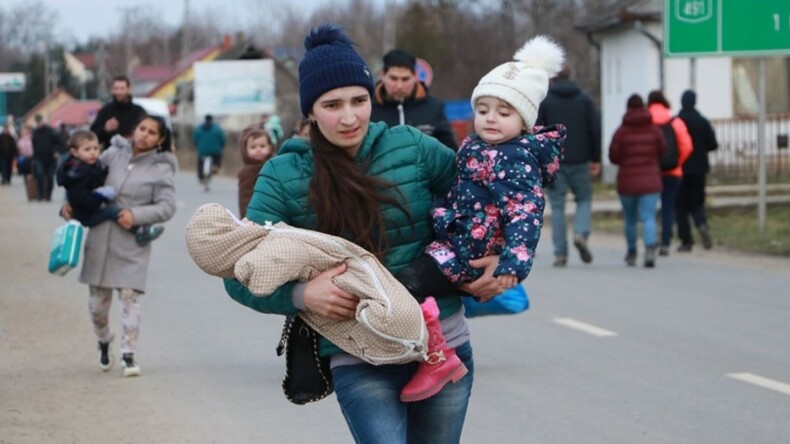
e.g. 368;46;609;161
727;372;790;396
553;317;618;337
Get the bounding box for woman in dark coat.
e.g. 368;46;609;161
0;123;18;185
609;94;666;267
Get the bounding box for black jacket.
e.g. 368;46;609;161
371;81;458;149
56;156;109;225
32;125;63;163
537;79;601;164
0;133;17;160
677;107;718;175
90;99;146;149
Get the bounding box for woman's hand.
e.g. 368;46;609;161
459;255;505;302
303;263;358;320
117;209;135;230
59;203;73;220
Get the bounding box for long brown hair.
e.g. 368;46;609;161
308;123;411;258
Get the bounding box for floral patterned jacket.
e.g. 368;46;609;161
426;125;566;283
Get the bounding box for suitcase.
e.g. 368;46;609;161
24;174;38;201
48;221;84;276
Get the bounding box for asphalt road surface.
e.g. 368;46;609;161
1;173;788;444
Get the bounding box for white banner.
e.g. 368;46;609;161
193;60;275;118
0;73;25;92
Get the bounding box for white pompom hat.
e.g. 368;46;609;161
471;35;565;130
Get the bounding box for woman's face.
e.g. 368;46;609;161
309;85;371;156
133;118;164;153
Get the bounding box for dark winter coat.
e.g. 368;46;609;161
90;99;146;149
0;132;17;160
427;126;565;283
32;125;62;163
371;81;458;149
678;107;719;175
537;79;601;164
223;121;460;358
56;155;109;226
609;108;666;195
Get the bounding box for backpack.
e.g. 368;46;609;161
658;118;679;171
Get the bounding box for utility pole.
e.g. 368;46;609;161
178;0;192;150
96;44;109;102
43;41;50;122
383;0;397;54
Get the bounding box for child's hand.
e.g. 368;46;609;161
497;274;518;289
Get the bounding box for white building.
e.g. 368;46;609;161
577;0;790;181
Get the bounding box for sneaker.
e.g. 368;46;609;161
91;185;117;202
677;243;693;253
658;247;669;256
121;353;141;377
135;225;165;246
699;225;713;250
573;234;593;264
625;250;637;267
98;337;114;371
553;255;567;267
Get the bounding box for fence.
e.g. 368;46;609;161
710;114;790;183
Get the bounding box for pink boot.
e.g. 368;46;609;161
400;297;468;403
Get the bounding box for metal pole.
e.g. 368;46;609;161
757;58;767;234
44;42;50;122
689;57;696;91
383;0;396;53
178;0;191;151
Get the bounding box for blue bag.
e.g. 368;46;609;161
462;285;529;318
48;221;84;276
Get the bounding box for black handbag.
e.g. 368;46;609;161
276;315;334;405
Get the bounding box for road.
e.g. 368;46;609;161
1;173;788;444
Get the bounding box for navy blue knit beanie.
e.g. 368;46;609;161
298;24;375;117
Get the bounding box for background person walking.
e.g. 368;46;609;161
646;90;693;256
31;115;62;201
0;123;17;185
371;48;458;149
609;94;666;267
90;75;146;150
193;114;226;189
61;116;176;377
676;90;718;252
537;66;601;267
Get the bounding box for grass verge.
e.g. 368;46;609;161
591;203;790;256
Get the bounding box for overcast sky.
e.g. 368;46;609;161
35;0;391;44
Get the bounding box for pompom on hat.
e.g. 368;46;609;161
471;35;565;130
298;24;375;117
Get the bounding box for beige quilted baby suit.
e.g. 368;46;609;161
185;203;428;365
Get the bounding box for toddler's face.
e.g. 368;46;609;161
71;139;100;165
246;136;273;162
473;96;526;145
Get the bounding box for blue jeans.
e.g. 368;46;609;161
619;193;660;251
32;159;56;200
546;163;593;256
332;341;474;444
660;176;680;247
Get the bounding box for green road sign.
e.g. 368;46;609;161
665;0;790;57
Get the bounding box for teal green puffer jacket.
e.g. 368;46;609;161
224;121;461;357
